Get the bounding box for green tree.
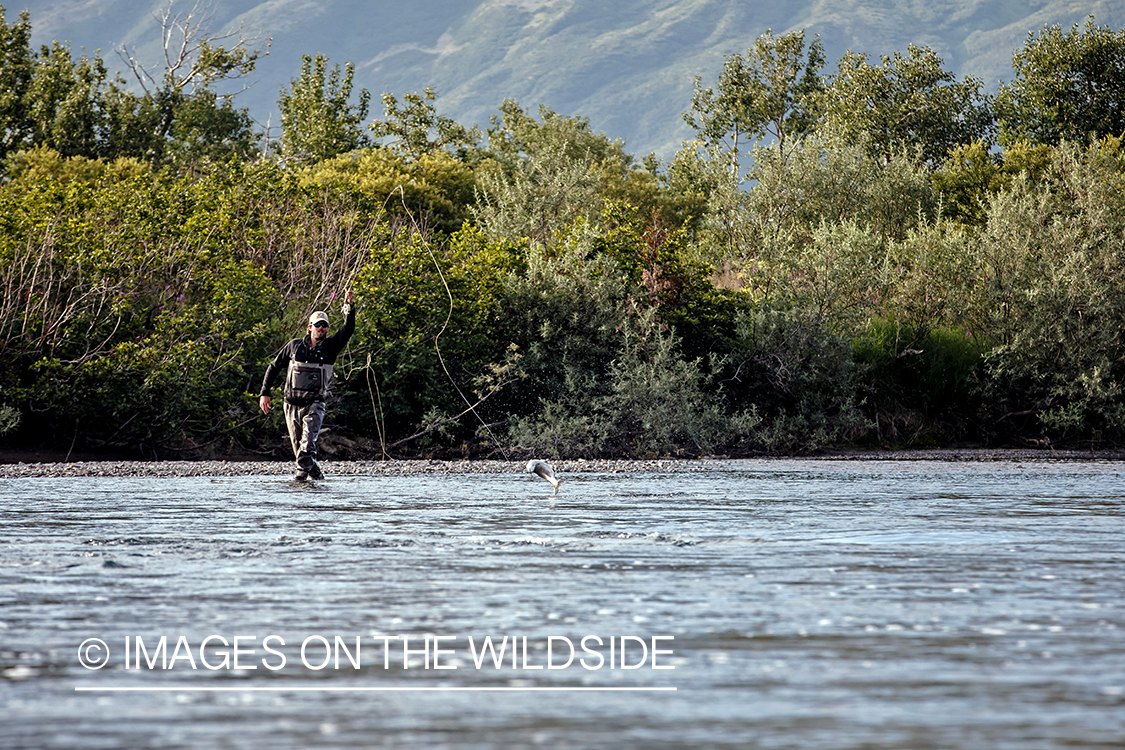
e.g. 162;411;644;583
98;79;168;162
485;99;699;228
26;42;108;158
97;82;258;166
473;143;601;245
351;224;524;451
997;18;1125;146
486;99;626;169
165;87;258;164
509;315;747;458
368;86;480;162
5;144;149;183
278;53;370;166
821;44;993;164
0;157;388;455
932;140;1058;226
684;29;825;173
0;6;34;163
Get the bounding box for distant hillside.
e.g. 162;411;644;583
22;0;1125;158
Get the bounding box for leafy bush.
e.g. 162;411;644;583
0;404;20;437
299;148;476;234
729;307;870;451
970;139;1125;443
349;224;524;451
0;158;380;454
509;312;758;457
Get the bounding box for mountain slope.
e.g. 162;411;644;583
22;0;1125;157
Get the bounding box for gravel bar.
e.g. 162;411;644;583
2;449;1123;478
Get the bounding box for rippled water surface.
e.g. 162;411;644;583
2;460;1123;749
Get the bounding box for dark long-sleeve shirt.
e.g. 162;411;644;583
260;305;355;402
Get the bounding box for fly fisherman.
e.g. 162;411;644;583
259;289;356;481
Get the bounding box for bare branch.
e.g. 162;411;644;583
114;0;267;95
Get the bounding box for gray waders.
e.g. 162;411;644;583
284;399;325;474
283;361;333;478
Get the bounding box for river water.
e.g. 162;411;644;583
1;459;1123;749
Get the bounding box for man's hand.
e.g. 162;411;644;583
345;289;355;304
259;395;271;414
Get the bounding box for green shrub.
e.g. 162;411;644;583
0;404;20;437
509;313;759;458
970;139;1125;443
729;306;871;450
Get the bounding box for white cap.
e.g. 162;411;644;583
308;311;329;326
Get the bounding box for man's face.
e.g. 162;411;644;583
309;320;329;344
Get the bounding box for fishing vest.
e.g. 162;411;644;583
284;360;333;404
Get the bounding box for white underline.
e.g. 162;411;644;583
75;686;676;692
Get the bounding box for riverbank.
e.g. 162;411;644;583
2;448;1123;478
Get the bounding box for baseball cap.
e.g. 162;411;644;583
308;311;329;326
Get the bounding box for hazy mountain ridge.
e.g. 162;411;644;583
21;0;1125;157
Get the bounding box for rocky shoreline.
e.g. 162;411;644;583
2;448;1123;478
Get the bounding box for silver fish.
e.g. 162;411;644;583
526;459;561;494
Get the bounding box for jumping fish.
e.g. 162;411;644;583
526;459;561;494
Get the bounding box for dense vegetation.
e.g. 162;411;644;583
2;7;1125;459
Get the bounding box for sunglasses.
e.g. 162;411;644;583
311;321;329;328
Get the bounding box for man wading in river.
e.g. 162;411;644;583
259;290;356;481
